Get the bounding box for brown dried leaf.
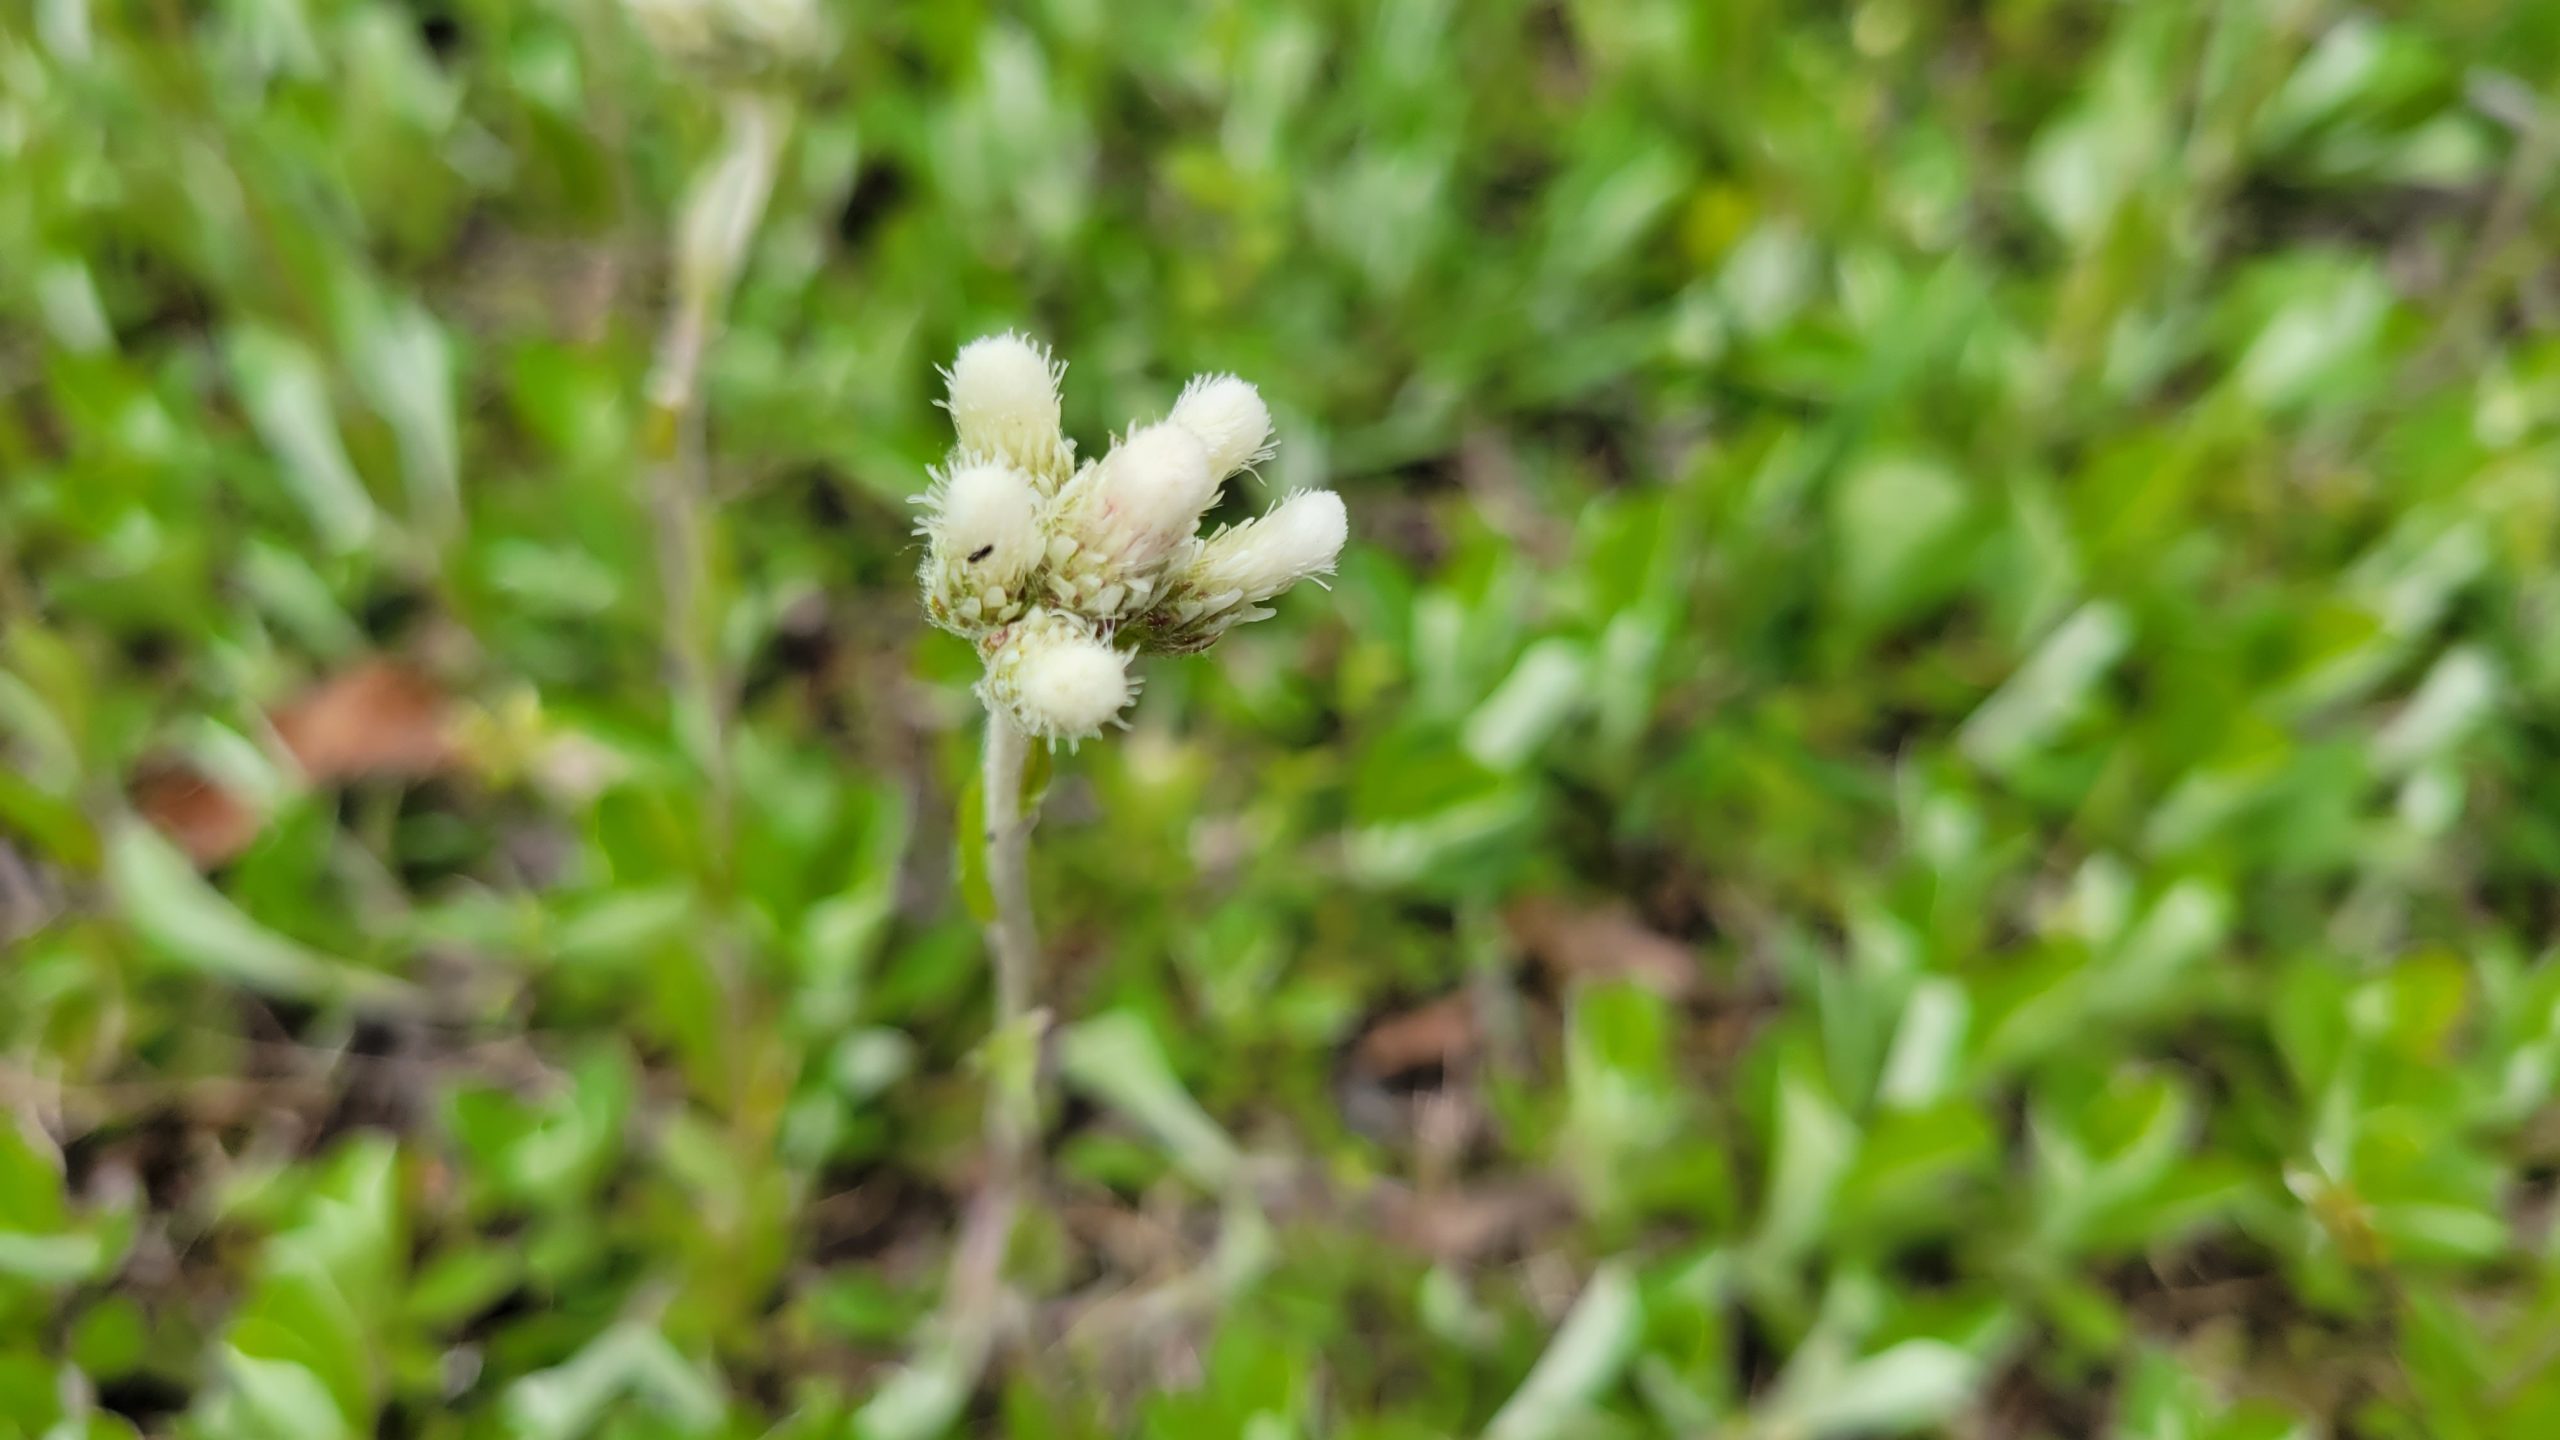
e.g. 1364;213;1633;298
1375;1178;1573;1261
1505;895;1697;997
1353;993;1480;1079
129;659;460;872
272;659;456;782
131;762;263;868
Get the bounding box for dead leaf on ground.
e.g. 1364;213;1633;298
1505;895;1697;998
132;762;263;867
1374;1178;1574;1261
131;658;461;870
1353;993;1481;1079
272;659;456;781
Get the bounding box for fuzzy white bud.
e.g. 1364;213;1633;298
1044;422;1217;618
1188;489;1348;604
1132;488;1348;652
1169;374;1273;480
945;333;1073;487
935;463;1043;582
918;461;1044;634
980;610;1136;743
1091;423;1221;563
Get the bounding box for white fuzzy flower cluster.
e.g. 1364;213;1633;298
918;334;1349;744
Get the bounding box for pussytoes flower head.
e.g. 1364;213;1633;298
1169;374;1274;480
1044;422;1217;618
918;461;1044;633
979;610;1135;744
915;333;1345;744
1140;490;1349;653
1190;489;1348;602
943;333;1074;488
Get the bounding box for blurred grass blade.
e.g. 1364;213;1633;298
226;327;378;554
1765;1339;1982;1437
36;255;112;355
506;1323;723;1440
1877;978;1968;1110
1463;639;1589;773
1758;1058;1856;1263
1057;1011;1240;1190
854;1341;972;1440
219;1351;356;1440
1959;603;2130;772
0;1122;118;1285
0;1229;108;1286
1483;1261;1641;1440
105;818;404;1007
2373;646;2499;774
349;296;460;541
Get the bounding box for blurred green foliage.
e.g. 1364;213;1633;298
6;0;2560;1435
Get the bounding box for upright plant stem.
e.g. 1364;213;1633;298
953;705;1042;1324
856;709;1045;1438
643;90;788;869
637;90;790;1139
979;707;1040;1027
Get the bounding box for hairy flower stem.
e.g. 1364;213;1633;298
979;708;1041;1027
954;705;1043;1325
856;710;1044;1437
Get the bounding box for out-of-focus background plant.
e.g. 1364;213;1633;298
7;2;2560;1436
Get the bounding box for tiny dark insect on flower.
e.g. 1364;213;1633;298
967;544;996;562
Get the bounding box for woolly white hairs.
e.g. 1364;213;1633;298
980;610;1136;743
1044;421;1218;617
932;462;1044;586
943;333;1073;488
1168;374;1274;481
1187;489;1348;604
915;331;1346;684
917;460;1045;633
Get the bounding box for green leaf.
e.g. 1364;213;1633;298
1057;1011;1240;1191
1769;1339;1982;1437
220;1353;356;1440
105;818;401;1005
347;295;459;537
225;326;379;554
506;1324;725;1440
1483;1262;1643;1440
1018;742;1052;809
1959;603;2131;772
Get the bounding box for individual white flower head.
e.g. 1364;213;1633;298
1141;489;1348;652
1188;489;1347;604
1168;374;1273;480
980;610;1137;745
944;333;1074;489
1044;421;1217;618
918;460;1044;635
